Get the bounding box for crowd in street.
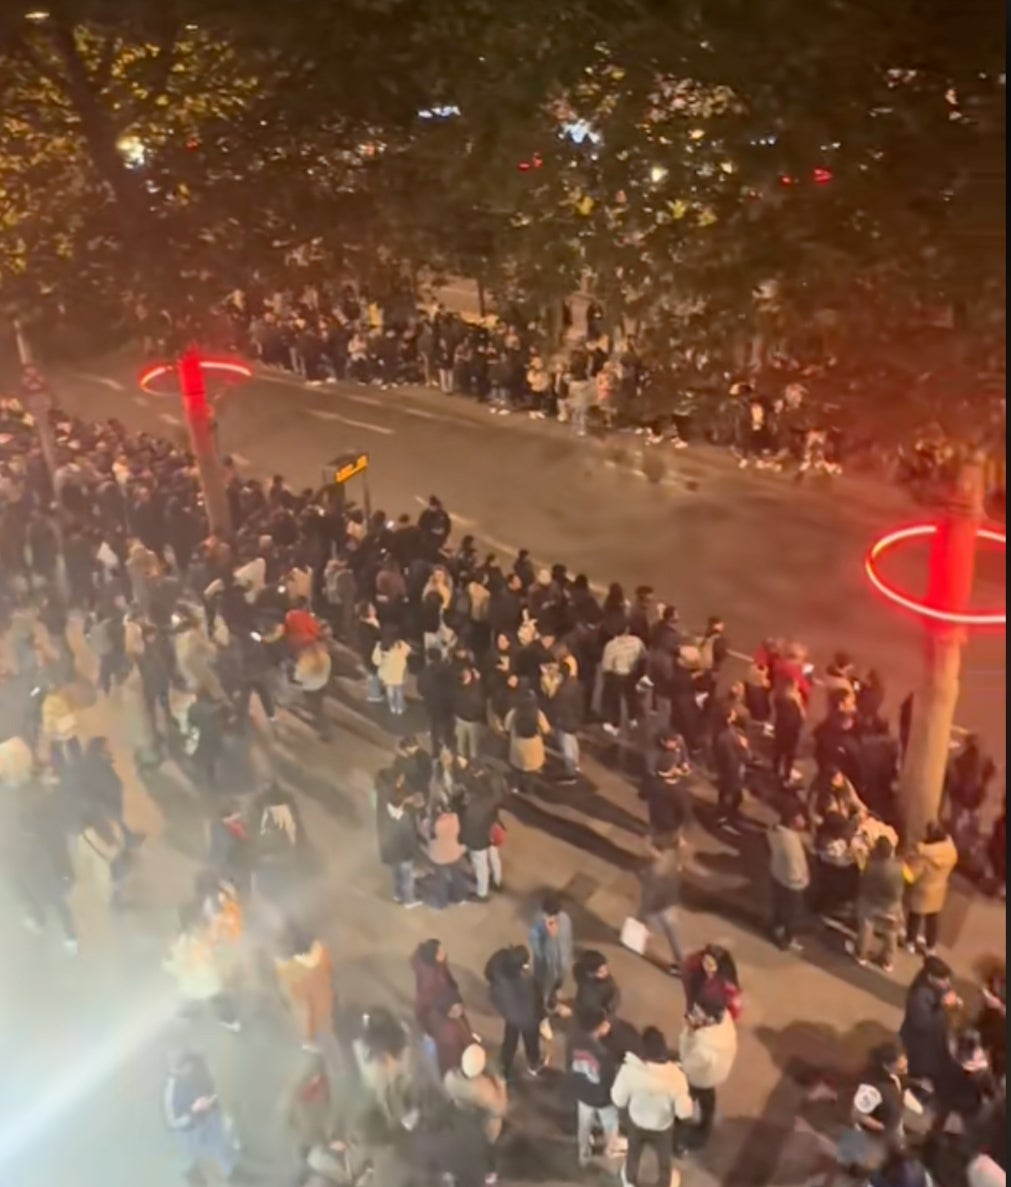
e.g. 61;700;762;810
203;285;858;476
0;389;1006;1187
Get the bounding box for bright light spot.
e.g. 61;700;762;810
562;119;602;145
24;8;50;19
688;128;706;140
649;164;668;183
116;135;147;167
813;166;833;184
418;105;461;119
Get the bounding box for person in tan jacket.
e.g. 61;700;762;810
904;820;959;955
444;1042;509;1145
275;928;336;1051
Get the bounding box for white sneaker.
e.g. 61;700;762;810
602;722;619;736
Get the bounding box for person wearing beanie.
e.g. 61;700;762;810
611;1026;692;1187
444;1042;509;1146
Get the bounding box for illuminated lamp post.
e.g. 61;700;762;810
864;457;1006;844
139;349;251;536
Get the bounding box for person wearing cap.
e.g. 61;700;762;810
444;1042;509;1147
676;990;738;1149
611;1026;692;1187
900;956;961;1082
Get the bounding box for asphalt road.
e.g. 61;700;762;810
56;357;1006;764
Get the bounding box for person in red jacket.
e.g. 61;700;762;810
411;938;459;1032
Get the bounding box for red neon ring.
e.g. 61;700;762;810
139;358;252;394
865;523;1006;627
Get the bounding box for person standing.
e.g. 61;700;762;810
458;763;505;900
567;1006;627;1169
548;665;584;783
611;1026;693;1187
849;836;905;971
528;892;574;1016
274;926;336;1053
444;1044;509;1176
375;769;422;908
453;666;486;760
771;678;805;785
504;688;551;794
712;709;749;830
485;945;544;1079
372;628;412;716
600;624;646;736
767;807;810;951
162;1049;240;1185
676;992;738;1151
900;956;961;1084
904;821;958;955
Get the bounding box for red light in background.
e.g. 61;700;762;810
813;167;834;184
864;523;1006;627
518;161;531;172
779;175;796;186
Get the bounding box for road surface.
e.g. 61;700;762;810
55;357;1006;765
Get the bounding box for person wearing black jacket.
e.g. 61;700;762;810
900;957;960;1083
712;711;749;829
375;768;422;908
641;752;692;842
452;667;486;760
417;650;453;750
567;1007;626;1167
549;668;584;782
485;945;543;1078
574;951;622;1019
458;764;504;900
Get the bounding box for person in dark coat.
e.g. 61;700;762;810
78;736;144;848
712;712;748;828
375;769;422;907
411;938;459;1032
641;751;692;841
573;950;622;1019
418;649;455;752
208;801;252;899
900;956;960;1082
484;945;542;1077
428;989;476;1076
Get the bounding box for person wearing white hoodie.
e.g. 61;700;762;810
611;1027;693;1187
676;992;738;1150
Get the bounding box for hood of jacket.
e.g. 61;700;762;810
611;1052;693;1129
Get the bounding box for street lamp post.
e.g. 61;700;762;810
139;348;251;538
864;456;1004;844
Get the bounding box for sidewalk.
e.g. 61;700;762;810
3;622;1003;1187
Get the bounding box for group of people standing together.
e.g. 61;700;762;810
0;381;1004;1187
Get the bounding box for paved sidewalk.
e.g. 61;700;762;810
2;620;1004;1187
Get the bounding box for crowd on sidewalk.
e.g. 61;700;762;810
0;390;1006;1187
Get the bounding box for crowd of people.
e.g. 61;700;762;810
198;284;864;475
0;388;1005;1187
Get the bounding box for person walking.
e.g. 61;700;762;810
904;820;958;955
274;926;337;1053
849;836;905;971
767;807;810;951
484;945;544;1079
638;837;687;976
611;1026;693;1187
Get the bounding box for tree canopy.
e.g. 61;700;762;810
1;0;1004;417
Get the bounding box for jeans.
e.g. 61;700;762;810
571;401;588;435
500;1022;540;1076
385;682;406;715
557;730;580;775
236;679;276;724
646;906;685;967
391;860;416;904
430;861;468;908
602;671;639;729
625;1123;673;1186
906;910;940;950
770;882;805;946
856;907;899;963
576;1101;620;1162
455;718;483;760
177;1108;240;1177
470;847;502;898
365;672;384;703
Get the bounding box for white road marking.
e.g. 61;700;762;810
157;411;182;426
305;408;393;436
74;372;125;391
400;406;441;421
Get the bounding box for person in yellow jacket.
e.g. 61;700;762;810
904;820;959;955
